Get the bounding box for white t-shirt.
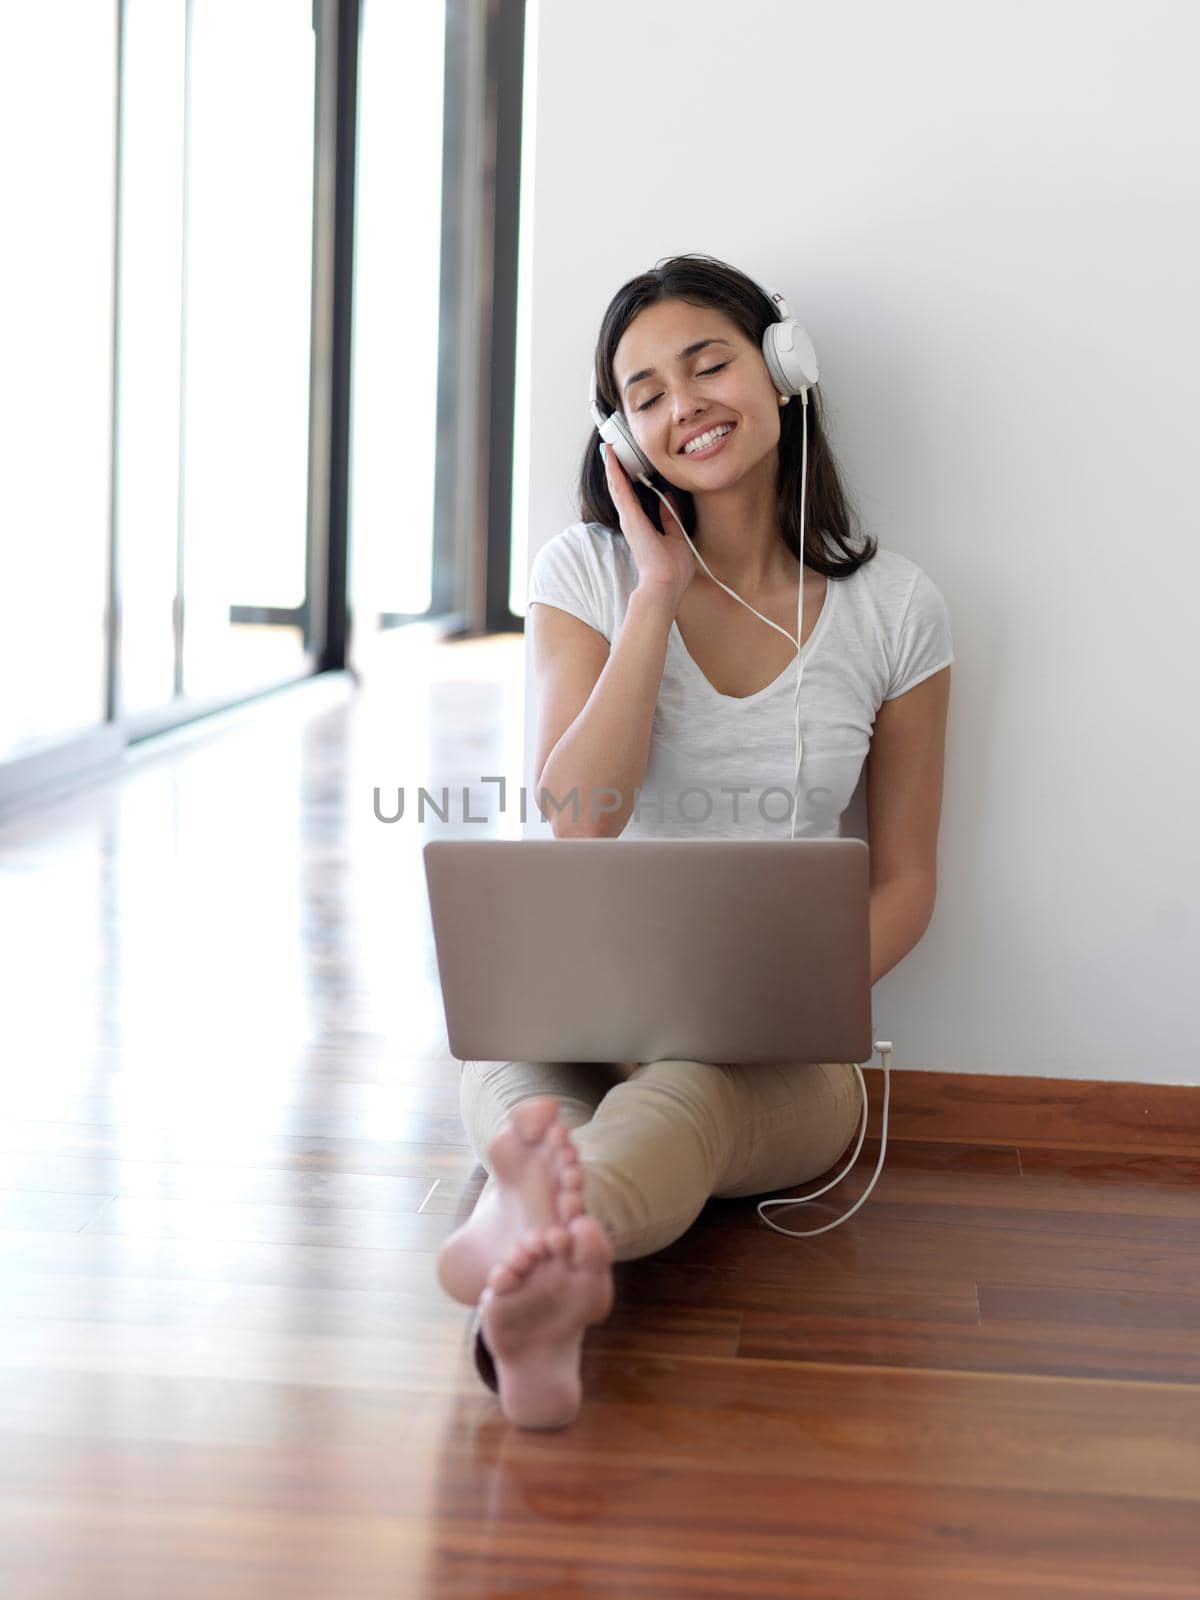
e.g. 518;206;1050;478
527;521;954;841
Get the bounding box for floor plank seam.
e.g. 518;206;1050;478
589;1350;1200;1391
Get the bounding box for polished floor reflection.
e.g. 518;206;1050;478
0;629;1197;1598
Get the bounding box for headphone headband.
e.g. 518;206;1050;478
588;276;818;436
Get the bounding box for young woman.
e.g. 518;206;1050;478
436;254;953;1431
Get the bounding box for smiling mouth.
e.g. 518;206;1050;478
679;422;736;458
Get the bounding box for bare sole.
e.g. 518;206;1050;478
436;1096;581;1304
479;1214;615;1430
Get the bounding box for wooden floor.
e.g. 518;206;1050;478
1;630;1198;1599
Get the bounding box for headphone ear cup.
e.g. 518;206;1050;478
763;321;819;396
600;412;655;482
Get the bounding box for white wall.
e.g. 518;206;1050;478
513;0;1200;1086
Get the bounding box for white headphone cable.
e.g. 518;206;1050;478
632;394;807;837
631;391;891;1238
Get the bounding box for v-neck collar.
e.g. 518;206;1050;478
668;577;837;705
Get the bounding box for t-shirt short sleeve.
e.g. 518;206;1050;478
884;564;955;700
526;525;611;641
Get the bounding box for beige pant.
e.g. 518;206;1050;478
458;1055;864;1263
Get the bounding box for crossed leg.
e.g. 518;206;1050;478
438;1062;626;1429
439;1056;862;1429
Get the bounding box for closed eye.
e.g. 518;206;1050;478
636;362;728;412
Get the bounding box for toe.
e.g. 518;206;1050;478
509;1243;533;1273
488;1260;518;1294
544;1224;570;1255
496;1233;542;1289
558;1192;584;1223
511;1097;560;1145
568;1214;613;1270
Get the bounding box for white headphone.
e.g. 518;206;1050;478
588;282;819;843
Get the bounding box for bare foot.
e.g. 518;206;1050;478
479;1215;614;1430
436;1096;585;1305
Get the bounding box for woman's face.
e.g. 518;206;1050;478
612;299;782;486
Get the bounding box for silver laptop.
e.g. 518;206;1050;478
422;839;873;1066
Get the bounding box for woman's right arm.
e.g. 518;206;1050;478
535;583;678;839
535;442;696;838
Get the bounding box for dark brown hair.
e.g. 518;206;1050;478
578;253;877;580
